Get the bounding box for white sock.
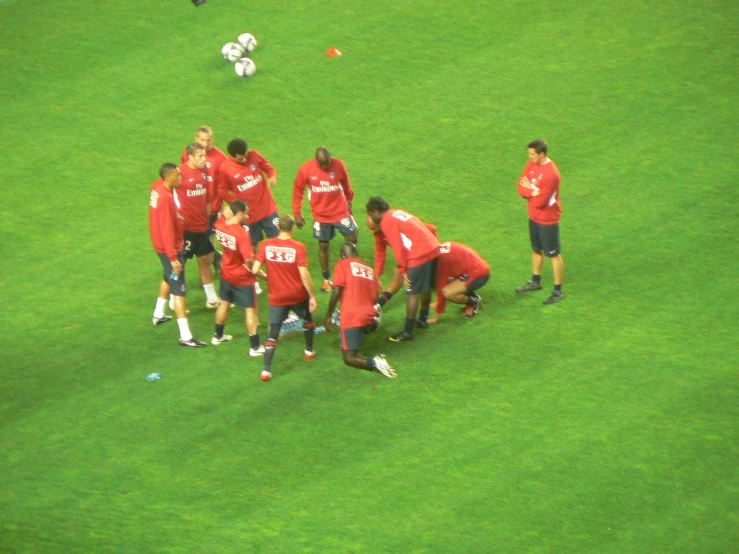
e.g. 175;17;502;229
169;294;175;311
154;297;167;318
203;283;218;303
177;318;193;341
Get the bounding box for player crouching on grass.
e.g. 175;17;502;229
252;215;318;381
211;200;266;356
324;243;397;379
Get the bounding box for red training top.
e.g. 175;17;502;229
216;151;278;223
181;146;227;213
373;222;437;277
292;157;354;223
149;179;184;261
255;237;309;306
332;257;381;329
214;216;256;287
517;159;561;224
435;241;490;314
379;210;440;274
177;163;211;233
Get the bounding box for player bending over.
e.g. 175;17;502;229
430;241;490;323
324;243;397;379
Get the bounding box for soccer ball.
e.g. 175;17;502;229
234;57;257;78
222;42;245;62
237;33;257;52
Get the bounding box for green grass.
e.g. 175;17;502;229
1;0;737;552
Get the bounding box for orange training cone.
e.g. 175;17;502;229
325;47;342;57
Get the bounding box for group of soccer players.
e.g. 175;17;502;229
149;126;564;381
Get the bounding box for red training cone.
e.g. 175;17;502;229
325;47;342;57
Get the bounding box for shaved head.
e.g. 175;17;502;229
316;147;331;170
340;242;358;259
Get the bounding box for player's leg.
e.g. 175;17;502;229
312;222;334;291
391;261;431;340
341;327;397;378
262;305;289;380
416;257;438;327
517;220;545;292
211;279;233;344
294;300;316;358
542;223;564;304
153;276;172;325
197;252;220;308
245;306;264;356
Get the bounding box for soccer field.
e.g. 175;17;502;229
1;0;737;552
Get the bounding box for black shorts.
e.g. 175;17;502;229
529;220;561;257
312;216;358;241
340;322;379;351
249;212;280;245
405;257;438;295
183;230;215;258
157;252;187;297
219;279;257;309
460;272;490;292
269;300;312;326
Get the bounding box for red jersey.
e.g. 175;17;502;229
517;159;561;224
292;158;354;223
332;257;380;329
181;146;227;213
149;179;184;261
256;237;309;306
214;216;256;286
435;241;490;314
177;163;211;233
379;210;440;274
216;151;278;223
373;223;438;277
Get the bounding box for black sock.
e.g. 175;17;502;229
366;358;378;371
419;309;429;322
466;295;476;306
404;318;415;335
554;284;562;294
215;323;224;338
303;318;315;352
249;334;260;349
532;274;541;284
264;338;277;370
322;270;330;280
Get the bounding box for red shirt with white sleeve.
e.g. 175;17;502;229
379;210;440;274
373;222;438;277
214;216;256;287
332;257;380;329
216;151;278;224
255;237;309;306
181;146;227;214
292;158;354;223
177;163;211;233
517;159;561;224
149;179;184;261
435;241;490;314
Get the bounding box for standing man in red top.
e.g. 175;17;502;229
252;215;318;381
292;147;357;293
149;163;207;347
366;197;440;342
216;138;279;249
178;143;220;309
324;243;397;379
516;138;564;304
181;125;228;272
432;241;490;321
212;200;266;356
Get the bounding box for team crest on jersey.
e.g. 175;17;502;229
250;164;257;171
205;161;212;168
329;172;335;178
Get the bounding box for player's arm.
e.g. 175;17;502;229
256;151;277;188
338;160;354;203
160;203;182;272
298;266;318;312
216;165;232;207
518;170;534;199
324;286;342;332
529;173;560;208
383;229;408;275
373;232;387;278
292;166;307;229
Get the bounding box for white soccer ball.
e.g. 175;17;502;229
222;42;245;62
235;57;257;78
237;33;257;52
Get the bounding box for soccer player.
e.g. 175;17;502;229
516;138;564;304
149;163;206;347
178;143;220;309
324;243;397;379
252;215;318;381
432;241;490;321
216;138;279;248
292;147;357;293
212;200;266;355
181;126;228;272
366;197;440;341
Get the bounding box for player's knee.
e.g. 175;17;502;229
347;233;358;244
